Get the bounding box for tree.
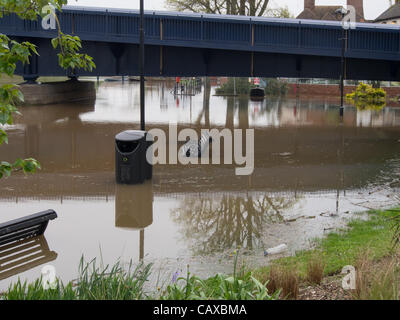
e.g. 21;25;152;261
0;1;95;179
268;5;294;18
166;1;294;18
166;0;272;16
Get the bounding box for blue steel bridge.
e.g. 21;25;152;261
1;5;400;80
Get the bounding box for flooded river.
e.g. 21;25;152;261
1;79;400;289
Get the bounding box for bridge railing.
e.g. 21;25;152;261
0;6;399;61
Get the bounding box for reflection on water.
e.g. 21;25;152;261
1;80;400;288
0;236;57;281
115;182;153;230
172;194;296;255
115;182;153;260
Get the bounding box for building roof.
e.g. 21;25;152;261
297;6;341;21
375;4;400;22
297;5;365;22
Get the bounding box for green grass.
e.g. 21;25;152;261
255;209;398;281
2;252;279;300
159;253;279;300
159;271;278;300
3;257;153;300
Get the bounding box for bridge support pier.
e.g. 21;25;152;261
23;47;39;83
18;80;96;106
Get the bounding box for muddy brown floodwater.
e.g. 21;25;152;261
1;79;400;290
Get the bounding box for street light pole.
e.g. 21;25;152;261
340;26;345;118
335;7;347;119
140;0;145;131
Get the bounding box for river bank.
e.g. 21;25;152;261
253;207;400;300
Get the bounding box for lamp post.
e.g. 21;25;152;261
340;27;346;118
335;7;348;119
139;0;145;131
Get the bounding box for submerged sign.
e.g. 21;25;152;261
146;123;254;176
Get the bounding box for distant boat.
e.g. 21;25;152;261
250;87;265;101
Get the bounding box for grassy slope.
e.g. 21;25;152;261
255;209;397;280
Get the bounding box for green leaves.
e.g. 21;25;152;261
0;128;8;145
0;84;23;128
0;84;24;103
1;1;95;180
51;37;59;49
0;36;30;180
160;271;278;300
0;1;68;20
0;158;41;179
52;33;96;73
346;82;387;111
0;161;12;178
0;34;38;78
0;85;40;180
4;257;152;300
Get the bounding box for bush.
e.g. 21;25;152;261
346;83;386;110
306;253;325;285
266;264;299;300
353;251;399;300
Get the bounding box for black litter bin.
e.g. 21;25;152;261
115;130;152;184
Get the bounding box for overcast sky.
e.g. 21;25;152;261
67;1;390;20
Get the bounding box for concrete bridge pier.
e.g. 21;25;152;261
19;80;96;106
23;40;39;83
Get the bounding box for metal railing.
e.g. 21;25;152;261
0;6;399;61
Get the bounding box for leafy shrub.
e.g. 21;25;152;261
160;250;280;300
346;83;386;111
160;270;279;300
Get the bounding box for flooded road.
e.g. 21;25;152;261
1;79;400;289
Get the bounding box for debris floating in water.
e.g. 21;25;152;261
264;244;288;256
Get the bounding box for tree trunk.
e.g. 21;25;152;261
249;0;256;16
239;0;246;15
